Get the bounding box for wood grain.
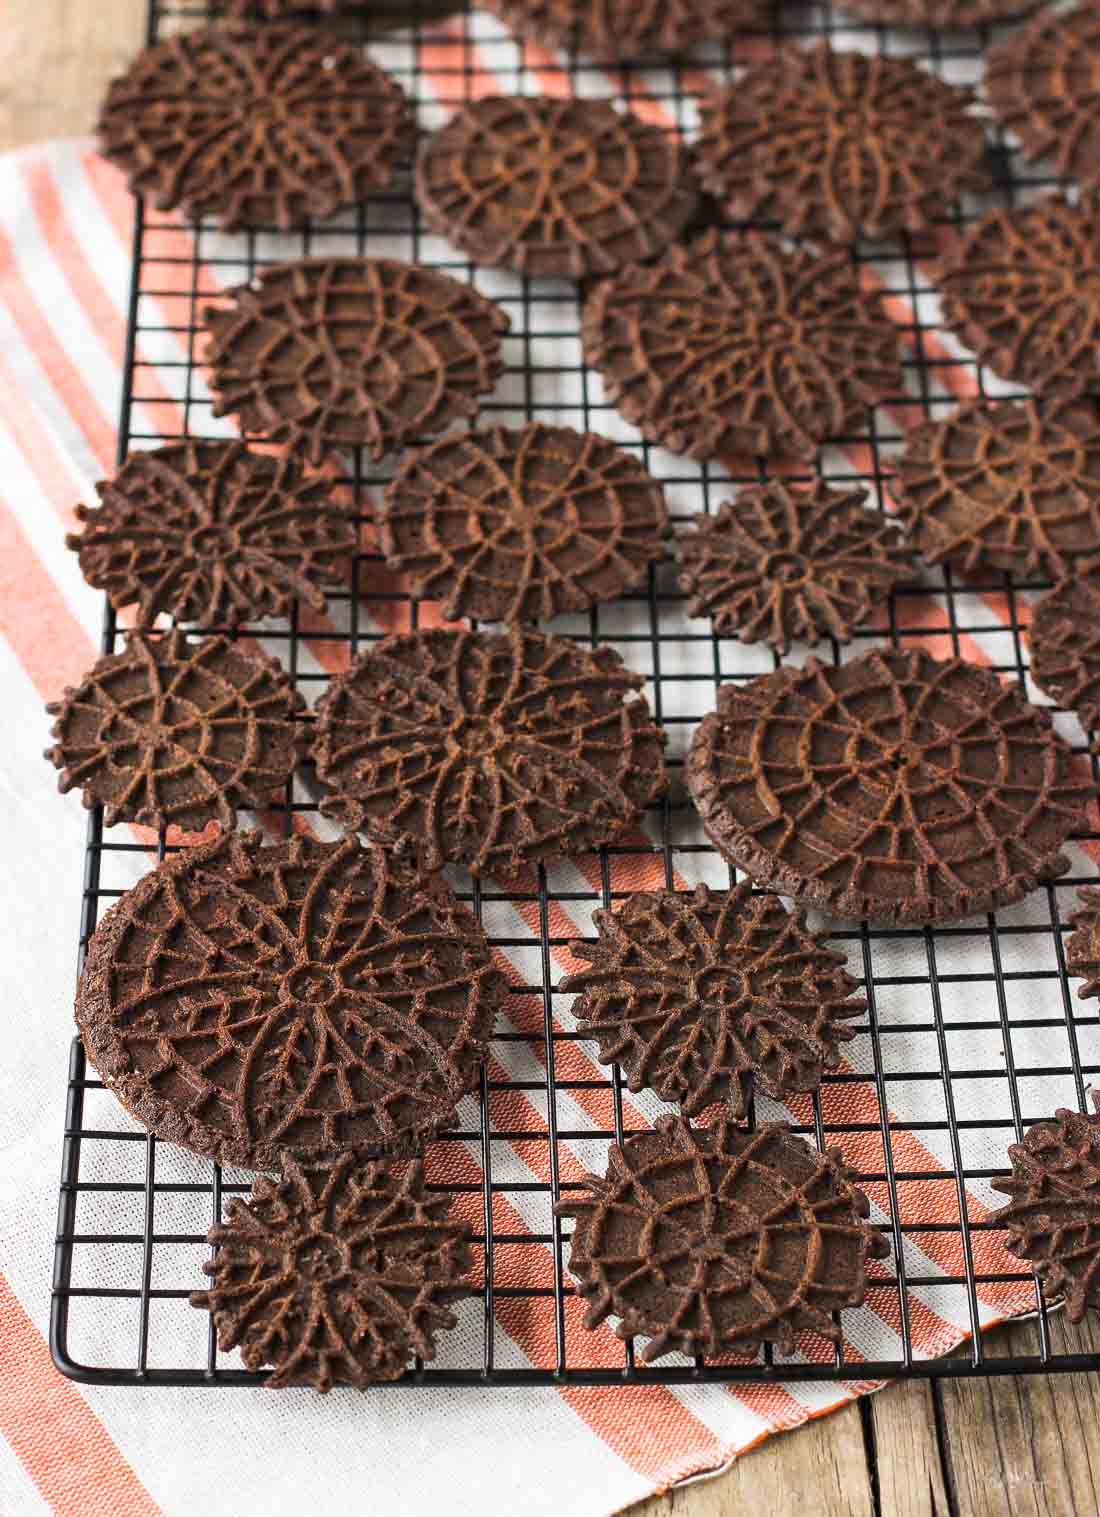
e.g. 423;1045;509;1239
6;4;1100;1516
633;1401;874;1517
0;0;138;148
870;1382;950;1517
937;1314;1100;1517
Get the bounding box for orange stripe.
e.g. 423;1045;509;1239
0;352;86;529
22;158;185;435
426;1141;733;1475
0;221;115;472
0;1277;161;1517
0;484;96;694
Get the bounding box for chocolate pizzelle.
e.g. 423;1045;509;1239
416;96;697;277
992;1103;1100;1322
205;258;509;465
686;648;1091;924
582;231;903;462
378;424;669;622
1067;888;1100;1004
939;198;1100;394
478;0;768;60
839;0;1037;25
986;6;1100;190
695;45;991;245
45;630;300;833
893;397;1100;579
97;24;414;230
191;1155;472;1390
76;831;507;1169
677;480;911;652
562;883;864;1118
1029;567;1100;737
311;627;667;875
67;441;358;627
556;1115;888;1361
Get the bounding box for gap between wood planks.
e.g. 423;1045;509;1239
8;2;1100;1515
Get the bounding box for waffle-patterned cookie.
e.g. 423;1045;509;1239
939;199;1100;394
893;397;1100;579
677;480;911;651
417;96;697;277
312;627;667;875
205;258;508;465
557;1115;888;1361
76;831;507;1169
378;424;668;622
67;441;358;627
695;45;990;244
582;232;903;462
192;1155;472;1390
98;24;413;230
686;648;1091;923
562;883;864;1118
45;630;301;833
992;1103;1100;1322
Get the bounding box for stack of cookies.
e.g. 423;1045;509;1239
46;0;1100;1387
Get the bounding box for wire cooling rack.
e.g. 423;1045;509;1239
50;0;1100;1386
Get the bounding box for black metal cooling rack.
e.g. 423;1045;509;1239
50;0;1100;1387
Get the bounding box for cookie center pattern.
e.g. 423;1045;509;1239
761;550;807;585
281;963;341;1007
691;963;750;1011
187;522;240;558
293;1233;347;1284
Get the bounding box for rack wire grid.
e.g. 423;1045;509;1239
49;0;1100;1388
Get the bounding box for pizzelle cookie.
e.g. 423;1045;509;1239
1029;567;1100;737
677;480;911;652
77;831;507;1169
378;423;669;622
582;231;904;462
556;1115;888;1361
97;24;414;230
311;627;667;875
893;396;1100;579
938;198;1100;393
686;648;1091;924
45;630;301;833
695;45;991;245
478;0;768;61
416;96;697;277
992;1102;1100;1323
67;441;359;627
204;258;509;465
839;0;1036;25
1067;887;1100;1004
986;5;1100;189
191;1154;473;1390
562;883;864;1118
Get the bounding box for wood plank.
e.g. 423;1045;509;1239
870;1381;950;1517
631;1401;874;1517
937;1313;1100;1517
0;0;142;150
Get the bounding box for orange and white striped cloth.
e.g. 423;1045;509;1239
0;10;1092;1515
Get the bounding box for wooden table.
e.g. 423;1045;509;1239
11;3;1100;1511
